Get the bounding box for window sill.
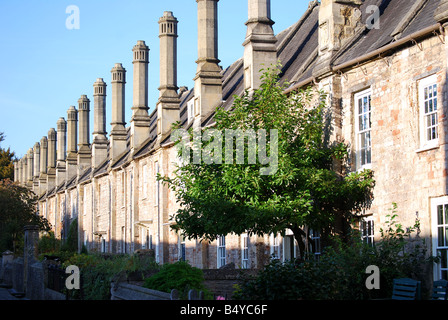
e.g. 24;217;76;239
415;143;439;153
356;164;372;172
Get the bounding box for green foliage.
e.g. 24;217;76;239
38;232;61;255
61;218;78;253
63;253;159;300
164;65;375;258
143;260;210;299
0;132;15;181
233;205;433;300
0;148;15;181
0;179;51;253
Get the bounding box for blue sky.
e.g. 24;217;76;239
0;0;309;158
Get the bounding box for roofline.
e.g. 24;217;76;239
284;23;443;94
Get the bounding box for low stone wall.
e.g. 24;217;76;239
202;269;258;299
12;257;24;295
26;262;45;300
110;282;175;300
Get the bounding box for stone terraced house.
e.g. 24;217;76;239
13;0;448;284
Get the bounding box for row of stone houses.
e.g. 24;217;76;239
12;0;448;283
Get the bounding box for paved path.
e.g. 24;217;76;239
0;287;21;300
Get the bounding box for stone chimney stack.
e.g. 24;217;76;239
92;78;108;169
130;40;151;153
56;117;67;186
17;159;21;184
193;0;223;128
313;0;363;78
47;128;57;190
110;63;127;163
47;128;57;189
39;136;48;195
78;95;91;175
22;154;28;187
19;158;25;186
26;148;34;188
157;11;180;141
33;142;40;192
13;161;18;183
243;0;277;91
20;158;25;185
66;106;78;180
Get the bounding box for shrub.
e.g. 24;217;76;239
63;253;159;300
233;204;434;300
143;261;210;299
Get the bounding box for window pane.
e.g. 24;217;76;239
438;205;444;225
446;227;448;247
440;249;448;269
445;205;448;224
366;147;371;165
439;227;445;247
356;91;372;168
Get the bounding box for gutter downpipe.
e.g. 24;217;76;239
283;23;442;95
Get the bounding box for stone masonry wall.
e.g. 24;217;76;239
339;33;447;242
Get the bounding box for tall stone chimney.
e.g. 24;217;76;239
39;136;48;195
78;95;91;175
21;158;25;185
33;142;40;192
110;63;127;163
66;106;78;180
243;0;277;91
47;128;57;190
26;148;34;188
157;11;180;142
92;78;108;169
130;40;151;153
22;157;27;187
193;0;223;128
13;160;18;183
313;0;363;78
56;117;67;186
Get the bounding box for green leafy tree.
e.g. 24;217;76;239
0;132;15;181
163;66;375;259
0;179;51;253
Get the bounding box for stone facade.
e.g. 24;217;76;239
14;0;448;283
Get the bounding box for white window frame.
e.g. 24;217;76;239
270;233;280;260
142;228;152;250
101;236;106;253
354;89;372;170
187;99;194;124
432;196;448;281
308;229;321;258
217;235;226;268
178;234;186;261
241;233;249;269
419;75;439;150
360;216;375;247
282;230;297;262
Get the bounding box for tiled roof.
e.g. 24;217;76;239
333;0;441;67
